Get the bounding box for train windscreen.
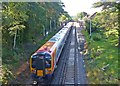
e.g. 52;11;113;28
32;55;45;70
32;53;51;70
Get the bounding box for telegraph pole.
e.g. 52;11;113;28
88;12;97;60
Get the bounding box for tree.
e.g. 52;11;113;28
92;1;120;47
2;2;28;49
76;12;88;20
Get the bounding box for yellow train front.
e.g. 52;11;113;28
30;22;73;82
30;50;55;82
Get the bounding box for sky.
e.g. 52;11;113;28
61;0;102;16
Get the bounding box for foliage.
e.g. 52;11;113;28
83;1;119;84
59;14;68;22
73;12;89;21
85;2;119;47
82;29;118;84
92;33;101;41
2;65;15;84
2;2;29;48
92;2;119;47
2;2;69;84
76;12;88;20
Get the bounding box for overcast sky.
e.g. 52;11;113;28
61;0;102;16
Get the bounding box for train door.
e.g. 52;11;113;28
32;55;46;76
51;48;56;71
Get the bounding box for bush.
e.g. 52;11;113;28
2;65;15;84
93;33;101;41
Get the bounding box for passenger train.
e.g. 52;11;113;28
30;22;73;82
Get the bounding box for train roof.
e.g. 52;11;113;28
49;27;68;42
36;42;55;53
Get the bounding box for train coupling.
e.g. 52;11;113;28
33;80;37;85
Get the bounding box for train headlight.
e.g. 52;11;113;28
45;69;51;73
33;70;36;73
45;69;48;72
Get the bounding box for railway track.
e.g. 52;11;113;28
51;23;88;85
63;26;76;85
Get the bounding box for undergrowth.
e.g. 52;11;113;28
82;29;118;84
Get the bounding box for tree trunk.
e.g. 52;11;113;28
54;20;56;30
50;20;51;32
43;25;46;37
118;32;120;48
13;29;17;49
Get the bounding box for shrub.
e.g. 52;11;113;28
93;33;101;41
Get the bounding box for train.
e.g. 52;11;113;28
30;22;73;82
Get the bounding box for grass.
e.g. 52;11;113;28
82;29;118;84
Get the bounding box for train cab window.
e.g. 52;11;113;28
32;55;37;68
32;55;45;70
31;53;51;69
45;54;51;68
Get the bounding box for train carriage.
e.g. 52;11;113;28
30;22;73;81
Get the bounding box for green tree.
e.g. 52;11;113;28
93;1;120;47
76;12;88;20
2;2;28;49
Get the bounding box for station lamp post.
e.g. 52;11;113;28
88;12;97;60
88;12;97;40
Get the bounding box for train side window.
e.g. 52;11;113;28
32;55;37;68
32;58;36;68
